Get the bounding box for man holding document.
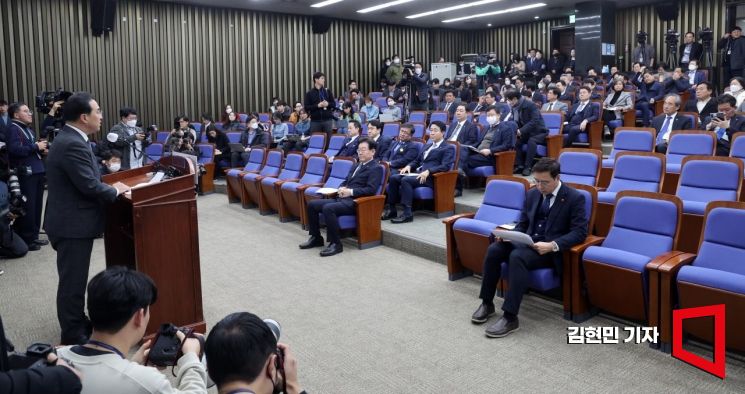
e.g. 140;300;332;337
471;158;587;338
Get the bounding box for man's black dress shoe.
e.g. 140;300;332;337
513;166;524;174
390;215;413;224
454;189;463;197
471;303;496;324
32;239;49;246
381;209;397;220
521;168;531;176
27;243;41;251
299;236;325;249
319;243;343;257
485;316;520;338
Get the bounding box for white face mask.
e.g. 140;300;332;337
388;102;395;107
385;61;391;66
226;108;232;114
125;119;137;127
415;68;422;74
250;123;259;130
538;82;545;89
731;84;743;93
486;115;498;125
393;58;400;64
688;64;697;71
108;162;121;172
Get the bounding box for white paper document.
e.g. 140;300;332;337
315;187;339;194
492;229;534;246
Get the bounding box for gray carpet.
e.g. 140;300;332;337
0;193;743;392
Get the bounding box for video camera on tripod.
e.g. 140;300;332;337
665;29;680;48
35;89;72;118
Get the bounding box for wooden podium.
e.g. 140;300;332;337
102;156;205;336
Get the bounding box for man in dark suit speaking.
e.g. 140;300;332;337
471;158;587;338
300;137;382;257
44;92;130;345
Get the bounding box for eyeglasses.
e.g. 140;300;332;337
357;148;371;153
532;177;553;186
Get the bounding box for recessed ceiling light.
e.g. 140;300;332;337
534;15;540;19
442;3;546;23
358;0;417;14
311;0;344;8
406;0;503;19
487;23;492;27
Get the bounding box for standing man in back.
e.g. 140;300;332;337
304;71;337;141
45;92;130;345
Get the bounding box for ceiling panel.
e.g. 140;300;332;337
151;0;657;30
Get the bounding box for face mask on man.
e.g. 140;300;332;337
250;122;259;130
107;162;121;172
393;58;400;64
385;61;391;66
226;108;232;114
125;119;137;127
486;115;498;125
415;67;422;74
688;64;698;71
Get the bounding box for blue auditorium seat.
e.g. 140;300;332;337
324;135;346;159
240;149;283;208
279;154;329;222
557;148;602;186
226;148;266;203
304;134;327;155
259;152;306;215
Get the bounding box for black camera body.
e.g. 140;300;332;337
6;167;30;218
35;89;72;117
147;323;188;367
665;29;680;46
697;27;713;43
6;343;55;370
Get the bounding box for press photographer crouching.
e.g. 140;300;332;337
206;312;306;394
6;103;47;251
56;266;209;394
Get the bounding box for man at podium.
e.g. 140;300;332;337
44;92;130;345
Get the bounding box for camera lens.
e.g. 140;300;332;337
263;319;281;341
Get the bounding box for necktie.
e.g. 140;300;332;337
351;163;362;178
716;127;728;141
548;102;554;111
24;127;35;143
541;193;553;216
424;142;438;160
390;142;399;159
445;102;451;112
657;116;673;144
450;123;462;141
512;107;520;124
576;103;586;114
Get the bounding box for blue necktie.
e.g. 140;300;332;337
657;116;673;144
716;127;727;140
541;193;553;216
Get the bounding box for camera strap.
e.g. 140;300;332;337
87;339;126;359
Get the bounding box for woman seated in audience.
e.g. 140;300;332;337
170;115;197;143
336;103;361;134
284;109;312;153
221;104;234;124
206;128;231;177
508;53;525;80
381;98;402;122
270;113;289;147
726;77;745;109
223;111;246;132
288;101;303;124
231;115;268;167
167;131;197;156
461;76;476;103
359;95;380;122
602;79;634;138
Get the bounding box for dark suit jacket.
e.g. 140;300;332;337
652;113;694;141
515;184;588;273
339;160;383;202
638;82;664;103
446;120;479;147
439;101;457;119
409;141;455;174
0;115;10;141
386;140;419;169
7;121;45;174
44;126;118;239
512;97;548;137
547;57;565;74
702;114;745;151
457;63;471;75
384;88;403;103
662;77;691;95
372;135;392;160
558;90;574;102
684;98;717;122
719;36;745;69
240;128;268;148
412;72;430;102
683;70;707;86
337;136;360;158
679;42;703;64
567;102;600;126
479;121;517;153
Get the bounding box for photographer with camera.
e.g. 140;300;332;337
56;266;208;393
107;107;151;170
6;103;47;251
703;94;745;156
632;31;656;68
205;312;306;394
719;26;745;82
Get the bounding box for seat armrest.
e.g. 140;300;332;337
654;252;697;274
588;120;603;150
444;212;477;279
546;135;563;159
645;251;686;271
442;212;476;225
569;235;605;254
648;252;696;348
432;170;459;215
566;235;605;321
493;150;516;176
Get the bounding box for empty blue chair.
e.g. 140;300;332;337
676;156;743;215
333;163;390;249
445;176;529;280
499;183;596;319
258;113;271;123
145;143;164;164
279;154;329;222
599;153;665;204
375;97;388;109
191;122;203;133
284;122;294;136
156;131;170;143
382;123;400;139
580;191;682;324
657;202;745;352
226;148;266;203
358;112;367;124
408;111;426;124
412;141;459;217
665;131;716;174
601;128;656;168
197;144;214;164
215;123;224;132
259;153;306;214
477;113;489;129
429;111;448;124
412;123;425;139
558;149;602;186
369;91;383;101
241;150;283;208
359;123;368;136
324;135;346;159
527;112;564;160
302;158;355;228
239;113;248;123
226;132;241;143
304;134;327;155
729;132;745;170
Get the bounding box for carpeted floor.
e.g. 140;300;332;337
0;193;743;392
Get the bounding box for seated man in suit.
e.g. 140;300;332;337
384;80;403;103
684;81;717;123
661;67;691;95
507;90;549;176
555;80;573;102
703;94;745;156
564;87;600;147
471;158;587;337
578;78;602;102
635;71;664;126
383;123;419;171
684;59;707;89
541;87;568;115
462;106;517;174
447;104;480;196
336;120;361;159
382;121;454;223
300;137;382;257
439;90;458;120
653;94;694;153
366;120;391;160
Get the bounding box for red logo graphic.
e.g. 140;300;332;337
672;304;726;379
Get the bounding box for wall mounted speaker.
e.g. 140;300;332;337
91;0;117;36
